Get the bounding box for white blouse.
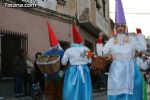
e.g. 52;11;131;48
61;45;91;65
96;34;147;60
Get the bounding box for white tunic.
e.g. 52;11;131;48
61;45;91;65
61;44;91;84
96;34;147;95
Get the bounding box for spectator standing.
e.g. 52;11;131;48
24;55;34;96
13;48;27;97
34;52;45;93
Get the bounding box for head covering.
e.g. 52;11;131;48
47;21;59;47
138;51;143;57
97;35;103;44
136;28;142;34
72;24;83;44
115;0;126;25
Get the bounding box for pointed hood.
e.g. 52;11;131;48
136;28;142;34
115;0;126;25
96;35;103;44
72;24;83;44
47;21;59;47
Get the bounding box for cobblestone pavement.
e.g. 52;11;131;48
0;80;106;100
0;80;150;100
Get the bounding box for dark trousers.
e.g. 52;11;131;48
24;73;32;96
39;78;45;93
14;74;24;94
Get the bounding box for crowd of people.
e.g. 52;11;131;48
12;0;150;100
13;23;93;100
13;49;44;98
12;23;150;100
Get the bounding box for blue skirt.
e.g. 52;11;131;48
63;65;92;100
108;63;143;100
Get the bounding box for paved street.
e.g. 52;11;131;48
93;92;107;100
0;80;107;100
1;80;150;100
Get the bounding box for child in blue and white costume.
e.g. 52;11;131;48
61;24;92;100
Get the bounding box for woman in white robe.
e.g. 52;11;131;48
96;26;147;100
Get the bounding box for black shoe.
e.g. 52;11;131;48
19;93;25;97
15;93;20;98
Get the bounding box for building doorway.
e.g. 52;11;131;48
0;30;28;80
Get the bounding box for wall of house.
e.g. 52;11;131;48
0;37;1;72
0;4;72;59
96;0;109;21
56;0;76;16
79;27;96;50
0;4;97;60
96;0;110;34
